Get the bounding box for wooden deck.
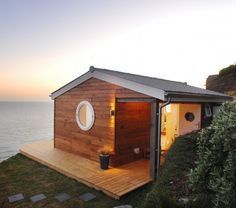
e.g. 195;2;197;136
20;140;152;199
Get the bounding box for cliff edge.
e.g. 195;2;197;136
206;64;236;96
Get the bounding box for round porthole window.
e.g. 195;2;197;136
76;101;95;131
185;112;195;122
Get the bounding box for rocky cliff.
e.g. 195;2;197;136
206;72;236;96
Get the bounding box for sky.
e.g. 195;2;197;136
0;0;236;101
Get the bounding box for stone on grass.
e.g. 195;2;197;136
8;193;24;203
179;197;189;204
55;193;71;202
113;205;133;208
79;193;96;202
30;193;47;202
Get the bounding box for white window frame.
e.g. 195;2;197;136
76;101;95;131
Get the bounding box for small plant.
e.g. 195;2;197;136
99;146;113;170
99;146;113;155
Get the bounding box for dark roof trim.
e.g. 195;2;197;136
166;95;231;103
165;91;233;103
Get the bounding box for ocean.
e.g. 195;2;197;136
0;102;54;162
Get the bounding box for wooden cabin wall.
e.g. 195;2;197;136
114;102;151;166
54;78;149;166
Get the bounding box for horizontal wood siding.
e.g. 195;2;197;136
54;78;150;166
114;102;151;166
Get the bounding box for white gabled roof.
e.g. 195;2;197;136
50;66;232;103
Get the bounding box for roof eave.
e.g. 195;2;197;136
165;91;233;103
50;71;93;99
50;69;165;100
50;66;233;103
92;70;165;100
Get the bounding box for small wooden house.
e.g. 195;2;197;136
50;66;231;179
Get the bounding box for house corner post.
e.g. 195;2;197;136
150;99;159;180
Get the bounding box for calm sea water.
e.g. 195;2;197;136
0;102;53;162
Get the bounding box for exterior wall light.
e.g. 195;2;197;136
110;109;115;117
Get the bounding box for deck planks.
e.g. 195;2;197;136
20;140;152;199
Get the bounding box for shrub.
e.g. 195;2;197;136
219;64;236;76
143;133;198;208
189;99;236;208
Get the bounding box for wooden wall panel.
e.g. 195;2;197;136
54;78;150;166
114;102;151;166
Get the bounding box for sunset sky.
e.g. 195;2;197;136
1;0;236;101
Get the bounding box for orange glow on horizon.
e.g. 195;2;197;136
1;1;236;101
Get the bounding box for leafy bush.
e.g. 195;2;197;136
189;99;236;208
219;64;236;76
143;133;198;208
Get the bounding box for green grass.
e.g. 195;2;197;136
0;154;152;208
0;133;199;208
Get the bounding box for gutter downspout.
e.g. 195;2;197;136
156;97;171;178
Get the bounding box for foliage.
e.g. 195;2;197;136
143;133;199;208
189;99;236;208
219;64;236;76
98;146;113;155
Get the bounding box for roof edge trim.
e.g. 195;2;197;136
50;72;93;99
50;69;165;100
93;71;165;100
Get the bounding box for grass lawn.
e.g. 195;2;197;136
0;133;199;208
0;154;152;208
